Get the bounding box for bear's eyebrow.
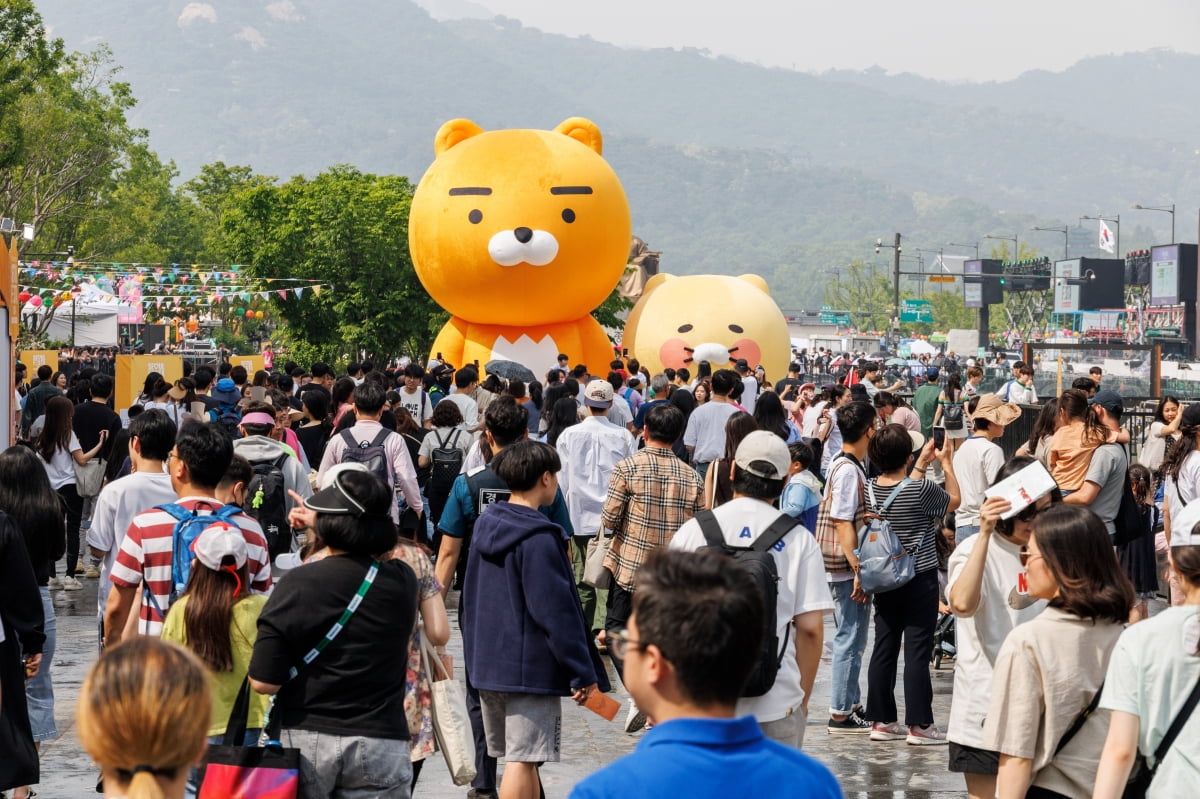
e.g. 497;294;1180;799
550;186;593;195
449;187;492;196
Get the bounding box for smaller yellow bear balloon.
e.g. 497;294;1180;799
410;118;632;372
623;274;791;381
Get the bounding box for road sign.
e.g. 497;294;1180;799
899;299;933;323
928;275;955;283
818;311;851;326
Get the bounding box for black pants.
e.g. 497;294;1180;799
604;583;634;684
865;568;938;726
56;483;83;577
463;639;497;792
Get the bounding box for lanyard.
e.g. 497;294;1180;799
288;560;380;679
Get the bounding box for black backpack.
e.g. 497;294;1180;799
245;453;290;559
1110;445;1143;547
339;428;392;487
427;428;465;500
694;509;799;697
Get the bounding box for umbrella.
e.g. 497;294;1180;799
484;359;535;383
869;351;891;359
909;340;937;356
885;357;908;367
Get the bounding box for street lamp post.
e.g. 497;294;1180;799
946;241;980;259
1029;225;1069;259
1131;203;1175;243
1080;214;1120;255
983;233;1019;262
875;233;902;347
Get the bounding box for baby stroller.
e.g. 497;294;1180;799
931;611;956;670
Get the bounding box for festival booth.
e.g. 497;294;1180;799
115;354;183;412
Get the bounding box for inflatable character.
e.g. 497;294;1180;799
410;118;631;372
623;273;791;380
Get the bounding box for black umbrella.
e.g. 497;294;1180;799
484;359;536;383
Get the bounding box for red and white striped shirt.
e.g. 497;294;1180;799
110;496;273;637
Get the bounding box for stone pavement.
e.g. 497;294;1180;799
34;578;968;798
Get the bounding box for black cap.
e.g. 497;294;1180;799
734;358;750;372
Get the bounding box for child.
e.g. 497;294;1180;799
461;440;610;799
780;440;823;532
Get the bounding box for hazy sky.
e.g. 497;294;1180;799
434;0;1200;82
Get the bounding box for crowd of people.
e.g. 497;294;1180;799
1;346;1199;799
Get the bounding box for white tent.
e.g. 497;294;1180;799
24;301;121;346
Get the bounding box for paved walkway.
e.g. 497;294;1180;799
35;578;969;798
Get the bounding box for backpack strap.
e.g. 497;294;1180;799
880;478;913;513
369;428;392;448
694;509;725;548
339;428;357;449
449;428;462;448
750;512;801;552
1150;672;1200;770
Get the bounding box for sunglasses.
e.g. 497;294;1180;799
1018;546;1043;567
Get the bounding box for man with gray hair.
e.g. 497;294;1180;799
632;374;672;437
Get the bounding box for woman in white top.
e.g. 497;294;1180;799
417;400;473;527
946;456;1060;799
983;505;1134;799
1161;402;1200;605
1093;532;1200;798
1139;395;1181;476
35;396;106;590
143;378;185;428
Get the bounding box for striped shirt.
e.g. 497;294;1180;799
863;478;947;575
601;445;704;591
110;497;273;637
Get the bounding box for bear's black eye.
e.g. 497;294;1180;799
678;324;693;333
468;209;483;224
561;208;575;223
728;324;744;334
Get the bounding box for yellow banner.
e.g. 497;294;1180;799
18;350;60;373
231;354;264;375
115;355;183;411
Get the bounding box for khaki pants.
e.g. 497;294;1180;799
571;535;607;632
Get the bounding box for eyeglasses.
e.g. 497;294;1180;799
1018;546;1043;567
607;629;644;660
1015;502;1045;523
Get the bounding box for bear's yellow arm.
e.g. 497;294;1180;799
429;316;470;366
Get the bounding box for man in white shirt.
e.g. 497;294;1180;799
87;409;179;632
556;380;635;635
683;369;741;480
397;363;433;428
671;431;833;748
735;359;760;414
443;367;482;434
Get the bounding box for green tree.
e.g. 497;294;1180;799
824;260;895;330
220;165;443;365
181;161;275;258
0;0;64;169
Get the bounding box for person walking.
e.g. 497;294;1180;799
35;395;107;590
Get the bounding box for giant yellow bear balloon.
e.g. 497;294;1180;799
624;274;791;381
410;118;631;372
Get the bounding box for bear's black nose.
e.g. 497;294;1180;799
513;227;533;244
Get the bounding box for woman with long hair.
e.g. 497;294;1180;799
864;425;959;745
752;390;799;444
692;380;710;406
1139;394;1181;476
947;456;1063;799
983;505;1134;798
1016;397;1060;465
161;524;269;797
1161;403;1200;605
1119;464;1160;623
1048;388;1109;495
137;372;163;405
330;376;357;430
143;379;184;428
77;638;211;799
418;401;471;526
36;396;106;590
702;411;758;510
392;407;430;542
545;396;582;447
0;447;66;799
1093;528;1200;797
295;389;332;469
933;372;966;439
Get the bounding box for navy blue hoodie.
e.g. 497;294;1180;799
462;502;610;696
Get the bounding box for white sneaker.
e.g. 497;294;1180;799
61;576;83;591
47;577;63;590
907;723;949;745
623;700;647;733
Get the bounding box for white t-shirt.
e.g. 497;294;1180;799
556;416;635;536
1164;451;1200;541
86;470;177;616
740;375;760;414
801;401;827;438
682;401;739;464
952;436;1005;527
41;433;82;490
820;409;843;473
946;532;1047;749
671;497;834;722
418;426;473;461
605;395;634;429
1099;606;1200;793
397;387;431;426
822;454;864;579
441;393;479;430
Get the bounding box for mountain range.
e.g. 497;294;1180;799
34;0;1200;309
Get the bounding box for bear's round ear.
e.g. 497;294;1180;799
642;273;673;296
435;119;485;157
553;118;603;155
737;274;771;295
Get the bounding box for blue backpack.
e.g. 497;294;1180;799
159;502;243;604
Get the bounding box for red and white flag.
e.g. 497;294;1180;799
1099;220;1115;254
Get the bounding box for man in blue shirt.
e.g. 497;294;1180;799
569;549;842;799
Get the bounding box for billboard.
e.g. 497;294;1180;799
963;260;982;309
1054;259;1082;313
1150;245;1179;306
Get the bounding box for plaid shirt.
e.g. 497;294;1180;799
601;445;704;591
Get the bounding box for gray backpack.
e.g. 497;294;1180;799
856;479;917;594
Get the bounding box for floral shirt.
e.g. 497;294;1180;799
392;542;442;762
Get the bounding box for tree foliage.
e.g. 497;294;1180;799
0;0;64;169
220;165;443;365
